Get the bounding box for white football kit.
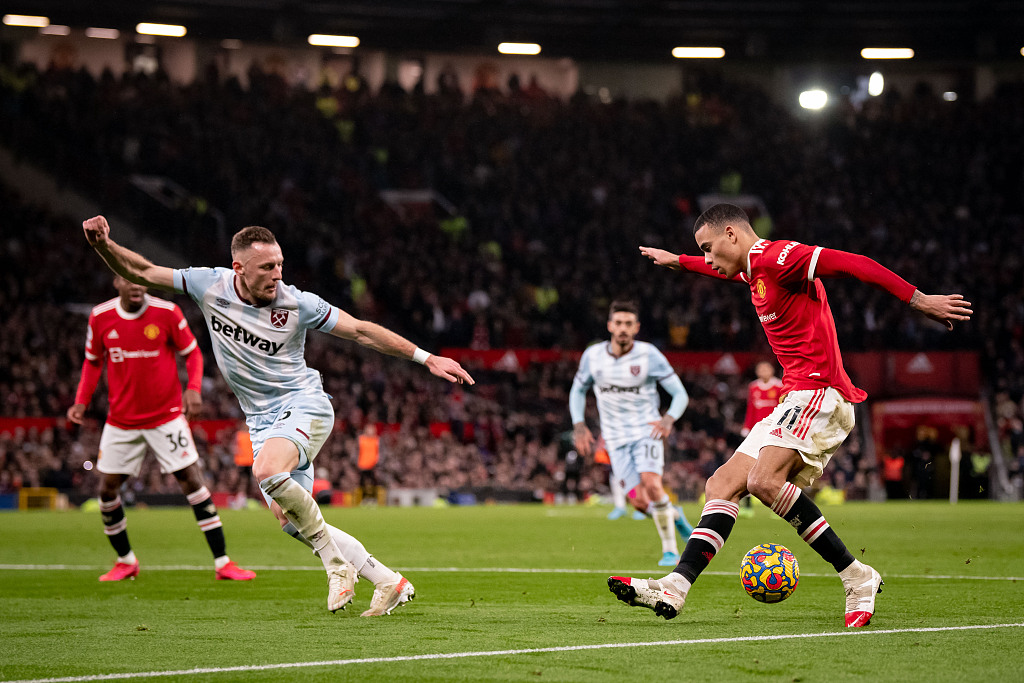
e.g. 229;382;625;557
571;341;687;490
173;267;341;495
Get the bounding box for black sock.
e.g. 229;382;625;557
771;482;854;572
187;486;226;559
100;495;132;558
674;499;739;583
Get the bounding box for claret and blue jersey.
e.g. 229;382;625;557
173;267;340;416
572;341;679;447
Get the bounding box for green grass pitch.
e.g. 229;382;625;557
2;501;1022;682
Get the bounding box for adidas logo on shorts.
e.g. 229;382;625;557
770;428;783;438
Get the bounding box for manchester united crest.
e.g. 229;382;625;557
755;278;767;300
270;308;290;328
143;324;160;340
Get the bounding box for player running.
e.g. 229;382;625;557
82;216;474;615
609;203;971;626
570;300;694;567
68;276;255;582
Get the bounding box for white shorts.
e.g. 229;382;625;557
247;392;334;504
608;437;664;493
737;387;855;487
97;415;199;476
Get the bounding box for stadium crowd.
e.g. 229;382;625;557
1;57;1022;503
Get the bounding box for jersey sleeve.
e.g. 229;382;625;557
573;348;595;389
649;346;677;382
296;289;340;332
168;304;198;355
765;241;820;286
173;267;221;304
83;311;104;361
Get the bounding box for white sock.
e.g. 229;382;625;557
259;473;346;570
839;559;866;581
651;495;678;554
325;524;397;584
611;477;627;510
214;555;230;570
118;551;137;565
662;572;691;595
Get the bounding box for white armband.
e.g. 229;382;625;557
412;347;431;365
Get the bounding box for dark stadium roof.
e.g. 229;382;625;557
5;0;1024;62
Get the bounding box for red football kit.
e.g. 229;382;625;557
75;295;202;429
680;240;916;403
744;376;784;430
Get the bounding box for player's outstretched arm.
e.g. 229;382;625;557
82;216;174;290
909;291;973;330
330;310;475;385
814;249;973;330
639;246;682;270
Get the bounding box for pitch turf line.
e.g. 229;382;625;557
3;623;1022;683
1;564;1021;582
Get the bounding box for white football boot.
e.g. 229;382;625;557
841;561;883;627
360;574;416;617
608;574;687;620
327;561;358;612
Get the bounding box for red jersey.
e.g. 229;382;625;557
739;240;866;402
81;295;199;429
744;376;784;430
680;240;916;404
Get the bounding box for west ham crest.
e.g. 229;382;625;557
630;365;641;376
270;308;290;328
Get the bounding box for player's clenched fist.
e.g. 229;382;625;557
83;215;111;246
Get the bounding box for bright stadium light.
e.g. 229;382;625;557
868;71;884;96
799;89;828;110
498;42;541;55
136;23;186;37
308;34;360;48
40;25;71;35
861;47;914;60
85;27;120;39
672;47;725;59
943;91;958;102
3;14;50;27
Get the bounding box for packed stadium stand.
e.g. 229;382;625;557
1;55;1022;507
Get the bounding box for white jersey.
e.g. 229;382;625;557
173;267;340;416
573;341;676;447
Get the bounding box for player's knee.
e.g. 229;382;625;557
706;470;743;502
746;471;779;505
98;477;121;501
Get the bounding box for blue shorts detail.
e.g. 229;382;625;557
608;437;664;492
248;393;334;505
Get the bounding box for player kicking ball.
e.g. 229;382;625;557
609;204;971;626
68;276;255;582
570;301;694;567
83;215;474;615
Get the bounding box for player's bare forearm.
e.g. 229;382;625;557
573;422;594;456
909;290;973;330
339;318;474;384
83;216;174;289
639;246;682;270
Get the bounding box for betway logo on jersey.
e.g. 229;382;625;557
210;314;284;355
777;241;799;265
598;385;642;395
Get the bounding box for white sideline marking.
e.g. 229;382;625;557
0;564;1021;582
3;623;1022;683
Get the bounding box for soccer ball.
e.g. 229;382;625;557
741;543;799;603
